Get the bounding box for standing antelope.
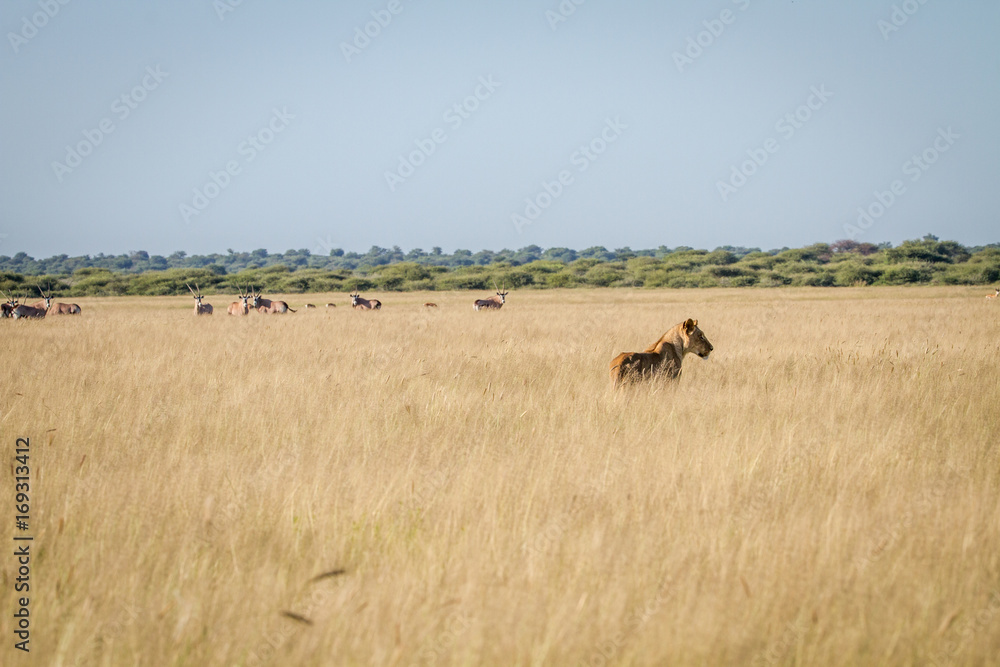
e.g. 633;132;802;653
187;283;213;315
9;292;46;319
34;285;82;315
350;292;381;310
473;280;508;311
251;287;296;314
986;287;1000;301
227;284;252;316
609;318;714;388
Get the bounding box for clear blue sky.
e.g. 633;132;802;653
1;0;997;258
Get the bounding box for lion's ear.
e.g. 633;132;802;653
684;318;696;332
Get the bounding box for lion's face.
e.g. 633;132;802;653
683;319;714;359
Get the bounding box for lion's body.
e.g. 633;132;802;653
609;346;683;385
609;319;713;387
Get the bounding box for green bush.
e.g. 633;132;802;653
341;277;375;292
704;265;747;278
936;264;1000;285
583;267;623;287
879;265;932;285
794;272;835;287
497;269;535;288
405;279;436;291
834;263;881;286
725;275;758;287
435;274;489;290
667;274;719;288
546;272;578;288
705;250;737;265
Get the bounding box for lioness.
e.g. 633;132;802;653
609;318;713;387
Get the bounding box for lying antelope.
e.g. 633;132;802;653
609;318;713;387
326;303;337;308
474;280;508;311
187;283;213;315
1;293;19;318
350;292;381;310
251;287;295;314
424;302;438;308
227;284;252;316
986;287;1000;301
34;285;81;315
9;292;46;319
305;304;316;309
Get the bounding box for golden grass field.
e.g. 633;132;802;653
2;286;999;666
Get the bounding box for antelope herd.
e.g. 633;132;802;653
1;286;81;319
8;282;998;387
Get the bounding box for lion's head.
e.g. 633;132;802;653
681;318;714;359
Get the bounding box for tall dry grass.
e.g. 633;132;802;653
1;286;999;666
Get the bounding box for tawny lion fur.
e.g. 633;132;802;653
609;318;713;387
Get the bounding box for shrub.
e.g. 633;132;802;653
725;275;758;287
704;265;747;278
341;277;375;292
834;263;880;286
879;265;932;285
546;272;578;288
583;267;623;287
705;250;737;265
435;274;489;290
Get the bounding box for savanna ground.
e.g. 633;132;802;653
1;286;999;666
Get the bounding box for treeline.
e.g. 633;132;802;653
1;237;997;297
0;243;757;275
